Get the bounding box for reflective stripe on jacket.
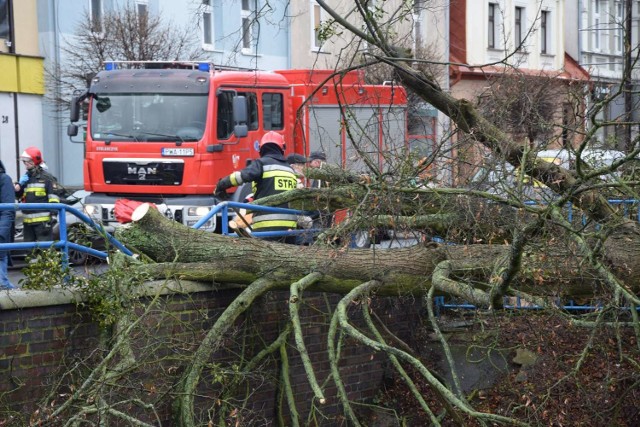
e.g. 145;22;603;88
249;163;297;230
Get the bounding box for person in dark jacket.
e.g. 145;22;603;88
14;147;59;243
0;159;16;290
214;131;298;241
308;151;328;189
286;153;309;188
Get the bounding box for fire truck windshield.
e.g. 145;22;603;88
90;93;208;142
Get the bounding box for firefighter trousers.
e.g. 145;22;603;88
24;221;53;242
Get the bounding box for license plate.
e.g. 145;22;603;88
162;147;194;156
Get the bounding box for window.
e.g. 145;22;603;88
218;91;258;139
540;10;549;54
137;2;147;17
241;0;253;51
91;93;208;142
0;0;9;41
562;103;574;146
614;1;623;53
515;6;524;49
413;0;425;46
217;91;235;139
312;1;324;50
488;3;497;48
262;93;284;130
136;1;148;24
202;0;213;47
91;0;103;33
239;92;259;130
593;0;601;50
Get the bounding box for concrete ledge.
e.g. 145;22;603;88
0;280;244;310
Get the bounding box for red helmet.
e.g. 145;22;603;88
259;131;285;151
20;146;43;166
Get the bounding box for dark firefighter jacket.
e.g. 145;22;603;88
15;166;60;224
217;145;298;231
0;160;15;247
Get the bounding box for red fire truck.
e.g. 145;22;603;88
68;61;408;232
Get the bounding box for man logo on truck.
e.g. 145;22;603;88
128;166;157;181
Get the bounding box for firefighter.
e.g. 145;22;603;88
214;131;298;242
15;147;60;242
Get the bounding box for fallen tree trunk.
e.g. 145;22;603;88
117;204;623;299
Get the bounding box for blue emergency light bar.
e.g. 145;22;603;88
101;61;255;72
102;61;212;71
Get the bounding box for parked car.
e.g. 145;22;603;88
536;148;627;177
469;161;556;202
469;149;630;202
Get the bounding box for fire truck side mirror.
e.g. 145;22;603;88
70;97;81;122
234;124;248;138
232;95;248;137
233;96;247;123
67;123;79;137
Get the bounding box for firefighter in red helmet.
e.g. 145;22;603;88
214;131;298;242
15;147;60;242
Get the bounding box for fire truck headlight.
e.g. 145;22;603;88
83;204;100;218
187;206;211;217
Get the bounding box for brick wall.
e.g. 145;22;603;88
0;282;420;425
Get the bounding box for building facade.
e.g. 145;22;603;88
442;0;597;181
30;1;640;186
566;0;640;149
0;0;44;181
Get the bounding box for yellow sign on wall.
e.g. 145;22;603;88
0;54;44;95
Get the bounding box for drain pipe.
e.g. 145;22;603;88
442;1;453;186
51;0;63;180
8;0;21;176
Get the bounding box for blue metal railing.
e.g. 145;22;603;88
435;199;640;314
0;203;133;268
193;201;322;239
432;296;612;316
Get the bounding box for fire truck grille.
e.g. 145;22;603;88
103;161;184;186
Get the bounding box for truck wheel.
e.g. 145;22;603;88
66;225;90;265
67;247;89;266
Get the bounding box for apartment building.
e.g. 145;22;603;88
441;0;594;180
566;0;640;148
0;0;44;180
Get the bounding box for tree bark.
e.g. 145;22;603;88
116;204;635;299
